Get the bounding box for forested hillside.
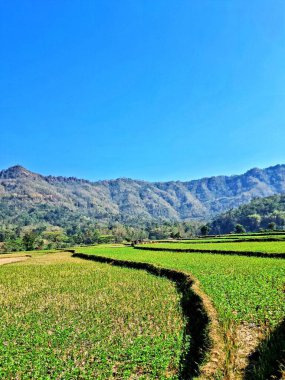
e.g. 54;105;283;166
1;164;285;228
210;194;285;234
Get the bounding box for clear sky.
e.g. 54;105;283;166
1;1;285;182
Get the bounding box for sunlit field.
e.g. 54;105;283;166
0;252;184;379
76;244;285;379
138;240;285;255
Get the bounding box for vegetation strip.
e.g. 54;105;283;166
134;245;285;258
73;251;226;379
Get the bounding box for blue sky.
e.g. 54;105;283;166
1;1;285;181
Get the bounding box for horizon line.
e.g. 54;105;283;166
1;163;284;184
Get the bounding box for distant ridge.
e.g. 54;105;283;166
1;164;285;226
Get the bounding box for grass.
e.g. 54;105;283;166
0;252;184;379
76;245;285;378
138;240;285;254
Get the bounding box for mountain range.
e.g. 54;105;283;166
1;164;285;227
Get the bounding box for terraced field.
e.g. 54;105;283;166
137;240;285;256
1;241;284;379
208;232;285;238
0;252;184;379
163;234;285;244
76;245;285;379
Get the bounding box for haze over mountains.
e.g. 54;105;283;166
1;164;285;227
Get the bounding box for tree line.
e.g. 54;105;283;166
0;220;201;253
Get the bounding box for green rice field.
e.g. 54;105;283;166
76;244;285;379
76;246;284;327
138;240;285;254
0;252;184;379
1;237;284;380
162;234;285;243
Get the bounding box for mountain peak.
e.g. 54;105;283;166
0;165;39;179
245;167;261;175
10;165;28;172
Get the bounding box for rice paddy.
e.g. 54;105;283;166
137;240;285;255
1;235;284;379
0;252;184;379
76;244;285;379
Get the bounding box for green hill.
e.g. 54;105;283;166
211;194;285;234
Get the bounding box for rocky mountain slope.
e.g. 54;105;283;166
1;164;285;226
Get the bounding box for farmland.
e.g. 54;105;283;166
137;240;285;255
0;252;184;379
76;244;285;379
76;246;285;327
0;238;284;379
162;233;285;243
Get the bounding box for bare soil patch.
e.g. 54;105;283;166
0;257;28;265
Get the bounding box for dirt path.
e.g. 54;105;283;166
0;257;28;265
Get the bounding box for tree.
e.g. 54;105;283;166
22;231;39;251
200;225;210;236
268;222;276;230
234;224;246;233
246;214;261;231
172;231;182;239
2;239;23;253
42;227;67;248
